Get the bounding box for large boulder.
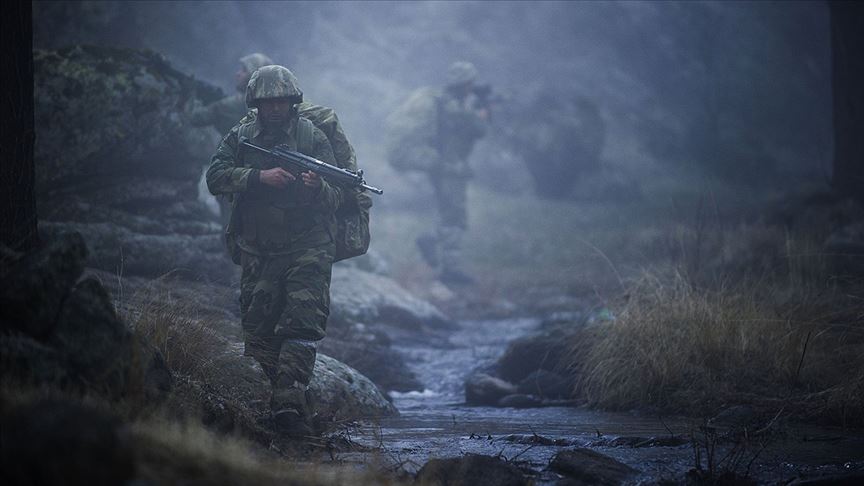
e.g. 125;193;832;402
549;449;638;486
34;45;229;282
465;373;517;406
0;233;168;401
184;340;398;438
330;266;452;331
0;232;87;339
495;327;575;383
163;308;398;426
320;323;423;393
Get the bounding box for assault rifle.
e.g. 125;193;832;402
239;138;383;195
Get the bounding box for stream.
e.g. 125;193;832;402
339;316;864;484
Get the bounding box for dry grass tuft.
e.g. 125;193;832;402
567;267;864;425
122;278;225;383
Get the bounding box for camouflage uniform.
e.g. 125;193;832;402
191;53;274;135
206;66;341;435
193;54;273;230
387;62;487;282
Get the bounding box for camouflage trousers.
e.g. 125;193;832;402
430;175;467;273
239;245;334;402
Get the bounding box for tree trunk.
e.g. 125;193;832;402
830;1;864;200
1;0;39;251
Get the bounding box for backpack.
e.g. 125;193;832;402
384;87;442;172
225;114;371;264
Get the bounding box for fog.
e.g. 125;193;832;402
34;0;832;207
11;2;864;483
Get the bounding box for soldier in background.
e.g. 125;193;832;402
385;61;489;285
206;65;341;438
193;53;273;228
192;52;273;135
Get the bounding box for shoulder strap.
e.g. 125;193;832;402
296;117;315;155
235;122;255;164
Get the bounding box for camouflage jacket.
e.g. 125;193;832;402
385;87;487;176
206;115;341;252
236;102;360;209
191;93;248;136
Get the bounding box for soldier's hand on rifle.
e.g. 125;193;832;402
301;171;322;189
260;167;295;188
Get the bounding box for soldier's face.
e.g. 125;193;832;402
258;98;295;126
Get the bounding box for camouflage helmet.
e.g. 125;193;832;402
239;53;273;73
446;61;478;86
245;65;304;108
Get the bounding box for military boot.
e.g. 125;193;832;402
270;380;313;438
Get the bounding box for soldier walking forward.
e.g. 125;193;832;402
386;61;489;285
206;65;341;437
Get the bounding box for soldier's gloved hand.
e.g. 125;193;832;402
260;168;295;188
301;171;322;189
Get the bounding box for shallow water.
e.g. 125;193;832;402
340;317;864;484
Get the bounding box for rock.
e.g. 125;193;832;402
41;221;232;282
0;333;68;385
34;46;219;190
319;328;423;393
517;369;572;399
166;349;397;445
0;232;87;339
502;434;574;447
787;472;864;485
415;454;528;486
684;468;756;486
465;373;517;406
590;436;688;448
330;266;452;331
497;394;543;408
549;449;638;486
50;277;134;397
203;339;398;423
143;346;174;402
496;327;574;383
34;46;229;284
0;398;135;486
310;354;400;421
0;233;145;400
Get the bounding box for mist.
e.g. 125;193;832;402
3;2;862;485
33;1;832;199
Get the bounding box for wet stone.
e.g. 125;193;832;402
465;373;517;406
516;369;572;399
590;436;689;448
502;434;574;447
415;453;529;486
497;394;543;408
549;448;638;486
